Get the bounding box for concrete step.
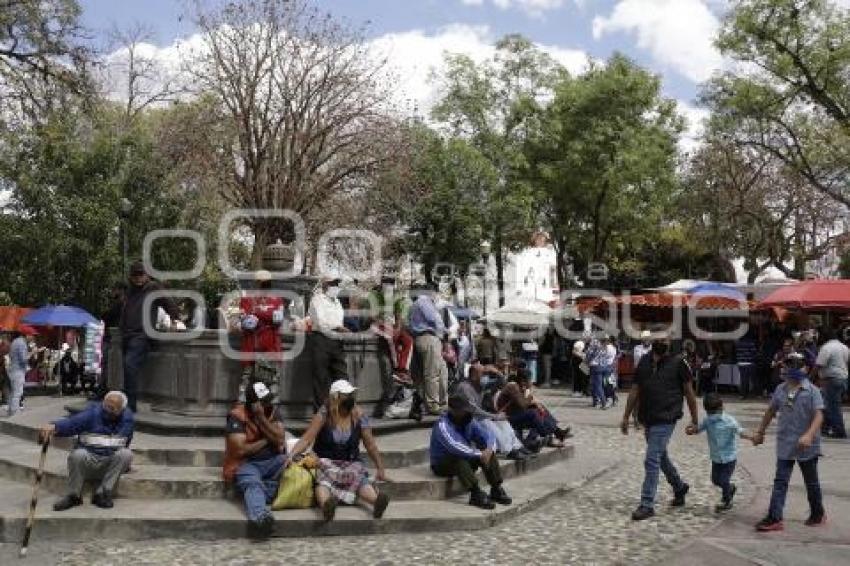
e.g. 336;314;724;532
0;402;434;469
0;450;618;543
0;432;573;501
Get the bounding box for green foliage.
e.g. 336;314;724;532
527;53;684;288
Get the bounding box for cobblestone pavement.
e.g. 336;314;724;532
42;395;756;566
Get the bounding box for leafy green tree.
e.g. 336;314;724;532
432;34;565;303
527;53;683;290
705;0;850;207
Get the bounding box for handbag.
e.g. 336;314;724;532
271;463;316;510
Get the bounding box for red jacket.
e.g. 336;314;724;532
239;296;284;365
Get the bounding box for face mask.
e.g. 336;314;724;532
327;287;340;299
340;396;355;412
654;342;669;357
787;368;806;383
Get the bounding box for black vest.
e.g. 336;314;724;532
313;416;361;461
637;354;688;426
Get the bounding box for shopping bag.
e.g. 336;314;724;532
271;464;316;510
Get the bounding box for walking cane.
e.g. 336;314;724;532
20;433;50;558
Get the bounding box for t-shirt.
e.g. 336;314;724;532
635;354;692;426
698;413;742;464
226;406;283;461
815;339;849;381
769;379;823;461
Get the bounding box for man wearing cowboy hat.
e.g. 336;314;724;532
40;391;135;511
308;276;349;410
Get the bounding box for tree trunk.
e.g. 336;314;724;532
494;229;505;307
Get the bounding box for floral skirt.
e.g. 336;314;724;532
317;458;370;504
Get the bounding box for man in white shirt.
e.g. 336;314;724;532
815;327;849;438
307;277;349;410
633;331;652;368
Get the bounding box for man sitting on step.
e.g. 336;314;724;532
39;391;135;511
429;394;512;510
223;381;286;538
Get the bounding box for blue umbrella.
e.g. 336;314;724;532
21;305;99;327
688;283;746;300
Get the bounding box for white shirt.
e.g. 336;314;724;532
633;343;652;367
308;291;344;334
816;339;850;380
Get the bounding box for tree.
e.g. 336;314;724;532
705;0;850;207
682;136;842;282
186;0;401;268
527;54;683;290
432;34;565;304
0;0;91;124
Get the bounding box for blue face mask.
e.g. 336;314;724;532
787;368;806;382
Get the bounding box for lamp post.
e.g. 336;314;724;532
119;197;133;276
480;240;491;317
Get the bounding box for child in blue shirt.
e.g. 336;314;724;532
686;393;755;512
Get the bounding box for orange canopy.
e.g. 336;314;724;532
0;307;34;331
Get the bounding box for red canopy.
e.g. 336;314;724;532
758;280;850;310
582;293;752;313
0;306;34;331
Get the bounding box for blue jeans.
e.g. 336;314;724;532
738;364;754;397
590;366;608;406
122;335;150;413
823;380;847;438
767;458;824;521
711;460;736;501
640;423;685;508
235;455;285;522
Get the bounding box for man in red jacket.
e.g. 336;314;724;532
239;270;285;393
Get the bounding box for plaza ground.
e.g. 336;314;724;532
0;391;847;565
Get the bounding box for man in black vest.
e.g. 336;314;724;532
621;337;699;521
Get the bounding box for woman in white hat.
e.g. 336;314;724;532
287;378;390;521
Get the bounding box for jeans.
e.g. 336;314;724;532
431;454;502;491
122;335;151;413
823;379;848;438
711;460;736;501
767;458;824;521
738;363;754;397
590;366;607;406
235;455;285;523
7;368;25;417
640;423;685;508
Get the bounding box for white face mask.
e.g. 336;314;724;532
327;286;340;299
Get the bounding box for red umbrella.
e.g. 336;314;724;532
758;280;850;310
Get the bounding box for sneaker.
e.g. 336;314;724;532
804;514;827;526
755;516;784;532
373;492;390;519
248;513;275;539
631;506;655;521
53;494;83;512
321;497;337;522
91;491;114;509
519;447;538;459
571;392;584;398
671;483;690;507
554;426;573;442
489;485;512;506
469;488;495;510
715;501;734;513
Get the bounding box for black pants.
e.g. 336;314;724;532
122;334;151;413
432;454;502;491
711;460;736;501
375;336;395;405
309;332;347;411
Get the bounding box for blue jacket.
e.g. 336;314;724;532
429;414;495;468
53;403;135;456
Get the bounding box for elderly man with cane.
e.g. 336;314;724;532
39;391;135;511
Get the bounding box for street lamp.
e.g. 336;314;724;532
480;241;491;317
119;197;133;276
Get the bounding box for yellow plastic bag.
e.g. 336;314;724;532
272;464;316;510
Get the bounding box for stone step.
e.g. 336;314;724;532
0;401;434;469
0;433;573;501
0;451;618;543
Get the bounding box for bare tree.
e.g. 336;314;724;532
185;0;402;268
102;23;187;121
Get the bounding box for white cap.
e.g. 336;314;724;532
255;270;272;283
329;379;357;396
61;342;70;352
640;330;651;339
252;382;271;400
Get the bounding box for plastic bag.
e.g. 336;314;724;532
271;464;316;510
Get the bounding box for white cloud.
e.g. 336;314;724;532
592;0;723;83
460;0;485;5
462;0;568;17
676;100;711;155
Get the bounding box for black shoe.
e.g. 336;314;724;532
524;436;543;454
490;485;512;505
373;492;390;519
724;484;737;506
248;513;275;539
53;494;83;512
804;513;827;526
469;488;495;510
671;483;689;507
715;500;734;513
91;491;114;509
631;506;655;521
321;497;337;522
554;426;573;442
372;402;387;420
519;448;539;459
506;449;529;461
